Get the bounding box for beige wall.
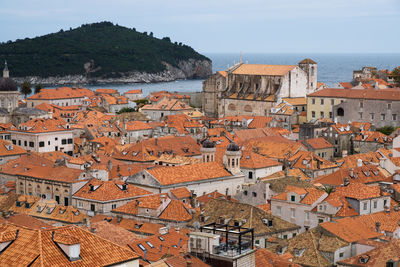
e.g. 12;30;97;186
17;177;72;206
307;97;345;121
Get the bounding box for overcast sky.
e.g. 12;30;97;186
1;0;400;53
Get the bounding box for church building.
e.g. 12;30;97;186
202;58;317;118
0;61;20;114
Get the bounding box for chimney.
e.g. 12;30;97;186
375;222;381;233
349;168;354;178
86;217;91;228
357;159;363;168
379;158;385;168
155;136;158;146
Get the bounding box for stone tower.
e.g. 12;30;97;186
298;58;317;93
224;142;241;175
3;61;9;78
201;139;216;163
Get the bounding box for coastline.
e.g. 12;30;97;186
12;58;212;86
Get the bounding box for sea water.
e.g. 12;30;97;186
48;53;400;96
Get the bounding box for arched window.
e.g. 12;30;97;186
337;108;344;117
244;105;252;112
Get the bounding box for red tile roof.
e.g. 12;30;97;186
146;162;232;186
0;224;139;266
73;179;151;201
308;88;400;100
28;87;94;100
303;137;333;150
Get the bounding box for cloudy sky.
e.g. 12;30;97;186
1;0;399;53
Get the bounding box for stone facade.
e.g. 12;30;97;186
334;98;400;128
203;59;317;118
202;71;227;117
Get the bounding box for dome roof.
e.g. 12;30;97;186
227;142;240;152
202;139;215;148
0;77;18;91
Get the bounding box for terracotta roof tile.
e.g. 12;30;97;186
28;87;94;100
0;139;26;157
0;224;139;266
232;64;296;76
124;89;143;94
303;137;333;150
142;98;192;111
170;187;191;199
73;179;151;201
308;88;400;100
320;217;383;243
146;162;232;186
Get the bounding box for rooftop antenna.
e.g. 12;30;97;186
239;52;243;64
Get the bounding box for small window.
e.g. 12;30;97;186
370;113;375;120
363;202;368;210
39;141;45;147
244;190;248;196
320;99;324;105
291;195;295;202
291;208;295;218
277;206;281;215
312;99;315;105
331;99;334;105
381;114;386;121
320;111;324;118
112;204;117;209
67;138;73;144
61;139;67;145
339;252;344;258
24;141;27;146
138;244;146;251
360;101;363;108
388;103;392;109
29;142;34;148
146;241;154;248
393;114;397;121
248;172;253;179
359;112;363;119
252;192;257;197
312;111;315;118
373;201;377;209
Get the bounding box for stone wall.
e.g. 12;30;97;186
334;98;400;128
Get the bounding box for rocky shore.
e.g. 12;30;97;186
12;59;212;86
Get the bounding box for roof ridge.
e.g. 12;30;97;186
38;229;44;267
309;230;323;267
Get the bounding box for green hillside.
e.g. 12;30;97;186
0;22;210;78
